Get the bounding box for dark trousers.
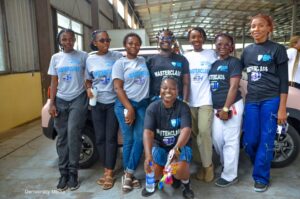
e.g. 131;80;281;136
91;102;118;170
54;92;88;175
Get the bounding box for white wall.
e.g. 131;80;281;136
107;29;150;48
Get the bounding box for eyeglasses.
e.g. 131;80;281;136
159;36;173;41
97;38;111;43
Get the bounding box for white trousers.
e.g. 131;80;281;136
212;99;244;181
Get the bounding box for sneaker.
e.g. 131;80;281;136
182;181;194;199
68;173;80;191
56;175;68;191
215;177;238;188
141;187;156;197
171;176;181;189
254;182;268;192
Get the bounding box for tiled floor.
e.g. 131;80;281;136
0;120;299;199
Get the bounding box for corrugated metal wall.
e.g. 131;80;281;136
4;0;38;72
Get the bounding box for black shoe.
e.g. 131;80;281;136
182;181;194;199
254;182;268;192
171;176;181;189
56;175;68;191
68;173;80;191
215;177;238;188
141;187;156;197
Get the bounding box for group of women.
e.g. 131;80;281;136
48;13;289;196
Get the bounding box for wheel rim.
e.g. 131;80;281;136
79;134;95;164
273;133;295;163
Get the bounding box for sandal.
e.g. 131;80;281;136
96;175;106;186
132;177;141;189
122;174;133;192
103;175;115;190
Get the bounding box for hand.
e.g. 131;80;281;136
86;88;94;98
218;110;229;121
277;108;287;125
125;108;135;125
144;156;153;173
48;104;58;118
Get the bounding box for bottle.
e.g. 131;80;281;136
89;87;97;106
145;161;155;193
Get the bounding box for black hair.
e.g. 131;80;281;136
156;28;175;42
187;27;207;41
56;29;75;50
214;33;235;52
89;30;108;51
161;76;178;88
123;32;142;47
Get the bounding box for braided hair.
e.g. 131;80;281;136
187;27;207;41
56;29;75;50
90;30;108;51
156;28;176;42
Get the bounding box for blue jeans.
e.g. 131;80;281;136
242;97;279;185
114;98;148;174
152;146;193;167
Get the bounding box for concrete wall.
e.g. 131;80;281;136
0;73;43;133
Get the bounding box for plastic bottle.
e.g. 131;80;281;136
89;87;97;106
145;161;155;193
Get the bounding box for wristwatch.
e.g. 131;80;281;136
222;107;229;112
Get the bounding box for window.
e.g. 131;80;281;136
57;13;83;51
117;0;124;19
0;2;7;72
127;13;132;27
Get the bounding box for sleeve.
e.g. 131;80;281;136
182;56;190;75
276;45;289;94
144;103;157;131
85;58;92;80
112;59;124;81
47;55;57;76
230;58;242;78
180;102;192;128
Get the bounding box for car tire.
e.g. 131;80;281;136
271;124;300;168
79;124;98;169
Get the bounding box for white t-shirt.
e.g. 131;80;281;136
48;50;88;101
85;51;122;104
287;48;300;84
112;56;150;102
184;49;217;107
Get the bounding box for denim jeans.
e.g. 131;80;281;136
114;98;148;174
54;92;88;175
242;97;280;185
91;102;118;170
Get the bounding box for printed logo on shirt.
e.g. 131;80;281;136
258;54;272;62
154;70;181;77
217;65;228;72
163;136;176;146
62;73;72;82
193;75;204;82
99;76;110;85
134;77;147;85
251;72;261;81
171;118;181;128
210;81;219;92
171;62;182;68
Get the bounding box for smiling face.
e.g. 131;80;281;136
215;35;233;59
250;17;272;43
124;36;141;59
189;30;204;51
59;32;75;52
160;78;178;106
158;31;173;52
93;32;111;54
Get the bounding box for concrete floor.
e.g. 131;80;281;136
0;120;299;199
